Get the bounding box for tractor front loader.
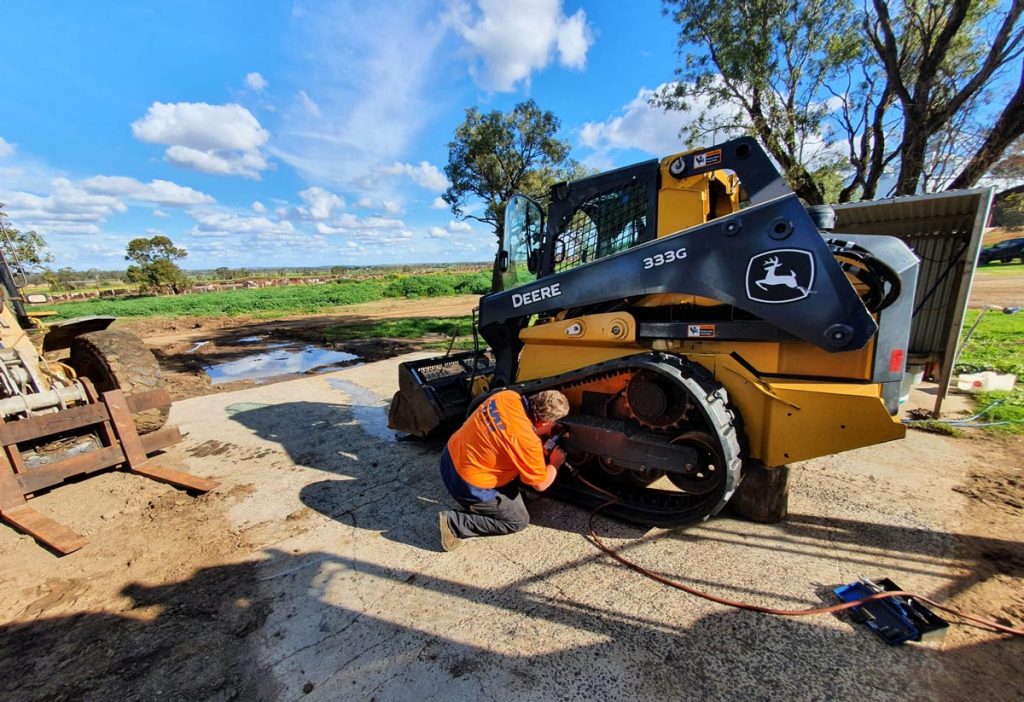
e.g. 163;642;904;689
389;137;925;526
0;238;216;554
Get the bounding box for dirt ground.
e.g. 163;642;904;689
126;295;481;401
967;268;1024;308
1;287;1022;700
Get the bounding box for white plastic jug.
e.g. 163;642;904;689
956;371;1017;393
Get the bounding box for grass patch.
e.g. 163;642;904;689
323;316;474;342
41;272;491;321
970;390;1024;433
975;261;1024;276
958;309;1024;377
907;420;965;437
956;309;1024;435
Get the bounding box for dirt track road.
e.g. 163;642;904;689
130;295;480;348
967;270;1024;308
0;356;1020;701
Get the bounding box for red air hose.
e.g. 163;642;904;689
576;475;1024;638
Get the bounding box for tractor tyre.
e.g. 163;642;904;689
70;329;170;435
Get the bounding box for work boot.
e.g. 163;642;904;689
439;511;462;552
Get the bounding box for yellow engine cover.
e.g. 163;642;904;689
516;313;904;469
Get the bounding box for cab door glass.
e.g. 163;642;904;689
503;194;543;289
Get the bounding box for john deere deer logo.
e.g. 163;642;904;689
745;249;814;304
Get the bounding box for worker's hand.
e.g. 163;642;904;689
549;446;567;469
543;435;561;454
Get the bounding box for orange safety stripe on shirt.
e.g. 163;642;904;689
447;390;548;489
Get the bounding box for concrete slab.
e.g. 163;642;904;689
159;353;992;701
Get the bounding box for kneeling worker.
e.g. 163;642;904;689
438;389;570;551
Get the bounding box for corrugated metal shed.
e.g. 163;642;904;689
832;188;994;416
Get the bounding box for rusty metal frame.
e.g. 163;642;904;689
0;384;217;554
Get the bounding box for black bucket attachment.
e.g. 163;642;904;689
387;351;494;437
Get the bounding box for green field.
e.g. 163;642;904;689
41;271;491;321
957;308;1024;434
975;260;1024;276
322;316;474;342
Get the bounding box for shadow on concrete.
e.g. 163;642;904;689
2;543;1012;701
211;398;1021;699
1;555;280;701
229;399;639;551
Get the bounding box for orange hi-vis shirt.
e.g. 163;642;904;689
447;390;548;489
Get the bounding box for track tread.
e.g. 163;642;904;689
513;352;743;527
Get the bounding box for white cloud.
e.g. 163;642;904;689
448;0;594;92
298;186;345;219
429;226;449;238
0;137;15;159
579;84;696;158
361;216;404;230
431;196;448;209
297;90;321;118
245;72;268;92
1;178;126;235
555;9;590;69
356;197;374;209
252;200;267;213
163;146;269;178
381;200;402;214
382;161;449;191
189;208;298;237
132;102;271;178
313;212;406;241
79;175;214;206
152;209;170;218
447;220;473;232
271;2;447;188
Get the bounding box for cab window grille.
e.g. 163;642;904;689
554;179;648;273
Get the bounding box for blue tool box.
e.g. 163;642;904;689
834;578;949;645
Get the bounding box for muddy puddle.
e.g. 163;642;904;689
194;335;361;384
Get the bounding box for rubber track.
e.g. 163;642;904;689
70;329;170;434
512;352;743;527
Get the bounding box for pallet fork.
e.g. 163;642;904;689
0;380;217;555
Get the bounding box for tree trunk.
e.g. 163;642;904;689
894;130;927;196
490;222;505;293
948;64;1024;191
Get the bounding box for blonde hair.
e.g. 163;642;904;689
528;390;570;423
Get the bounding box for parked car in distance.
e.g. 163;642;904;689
979;237;1024;265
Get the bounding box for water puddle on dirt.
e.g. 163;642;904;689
205;346;360;384
326;378;395;443
189;340;210;353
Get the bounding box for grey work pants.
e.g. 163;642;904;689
445;488;530;538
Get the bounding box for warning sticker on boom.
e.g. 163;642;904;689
687;324;716;338
693;149;722;169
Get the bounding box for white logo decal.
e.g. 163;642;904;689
512;282;562;308
745;249;814;304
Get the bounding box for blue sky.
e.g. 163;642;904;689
0;1;699;270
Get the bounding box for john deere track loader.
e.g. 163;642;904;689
388;137;920;526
